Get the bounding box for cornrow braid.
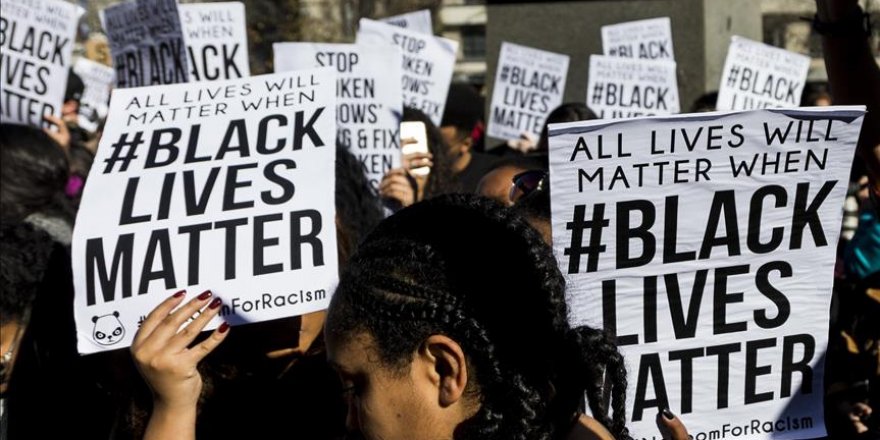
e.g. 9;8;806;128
327;194;632;440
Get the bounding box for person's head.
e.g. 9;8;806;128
536;103;597;155
801;82;832;107
0;221;56;393
404;107;460;197
512;173;552;244
477;156;545;206
0;124;72;222
689;92;718;113
441;83;484;167
325;194;629;440
64;70;85;121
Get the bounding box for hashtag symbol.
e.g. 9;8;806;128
564;204;609;274
726;65;740;88
591;83;604;105
500;65;510;82
137;315;146;327
103;131;144;174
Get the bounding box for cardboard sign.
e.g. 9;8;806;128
0;0;84;127
274;43;403;190
179;2;250;82
74;58;115;132
601;17;675;60
72;68;339;354
101;0;189;88
487;42;569;141
717;36;811;111
356;18;458;125
380;9;432;35
586;55;680;119
549;106;866;439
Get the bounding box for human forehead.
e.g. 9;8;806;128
326;329;382;374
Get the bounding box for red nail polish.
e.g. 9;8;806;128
209;298;222;309
172;290;185;298
197;290;212;300
218;322;230;333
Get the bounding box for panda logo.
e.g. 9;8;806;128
91;311;125;346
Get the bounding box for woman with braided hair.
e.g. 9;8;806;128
132;194;688;439
323;194;627;440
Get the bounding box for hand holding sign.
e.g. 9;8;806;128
131;290;229;440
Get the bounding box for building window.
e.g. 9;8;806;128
461;25;486;60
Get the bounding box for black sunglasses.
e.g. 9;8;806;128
509;170;548;203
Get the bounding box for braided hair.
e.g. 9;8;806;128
327;194;631;440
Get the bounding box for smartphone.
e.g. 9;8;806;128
400;121;430;177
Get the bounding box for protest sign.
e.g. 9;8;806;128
180;2;250;82
380;9;433;35
357;18;458;126
549;106;865;439
717;36;810;111
586;55;679;119
487;42;569;141
601;17;675;60
72;68;339;354
101;0;189;88
0;0;84;128
74;58;115;132
274;43;402;190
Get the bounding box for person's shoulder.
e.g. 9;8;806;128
565;414;616;440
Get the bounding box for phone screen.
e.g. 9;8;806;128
400;121;430;177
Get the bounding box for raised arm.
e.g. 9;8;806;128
130;290;229;440
815;0;880;191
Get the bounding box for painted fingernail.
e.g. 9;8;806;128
197;290;212;300
661;408;675;420
218;322;230;333
172;290;185;298
209;298;222;309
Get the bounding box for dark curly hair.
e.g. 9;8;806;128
0;124;73;223
0;221;56;321
327;194;631;440
335;143;385;266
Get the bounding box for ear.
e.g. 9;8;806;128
113;311;120;317
417;334;469;408
92;316;99;323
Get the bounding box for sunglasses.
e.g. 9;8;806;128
509;170;548;204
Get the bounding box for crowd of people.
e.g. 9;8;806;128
1;0;879;439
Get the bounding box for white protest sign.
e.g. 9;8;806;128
586;55;679;119
380;9;433;35
357;18;458;126
487;42;569;141
274;43;403;191
717;36;811;111
601;17;674;60
0;0;84;128
549;106;865;439
72;68;339;354
101;0;189;88
74;58;115;132
180;2;250;82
